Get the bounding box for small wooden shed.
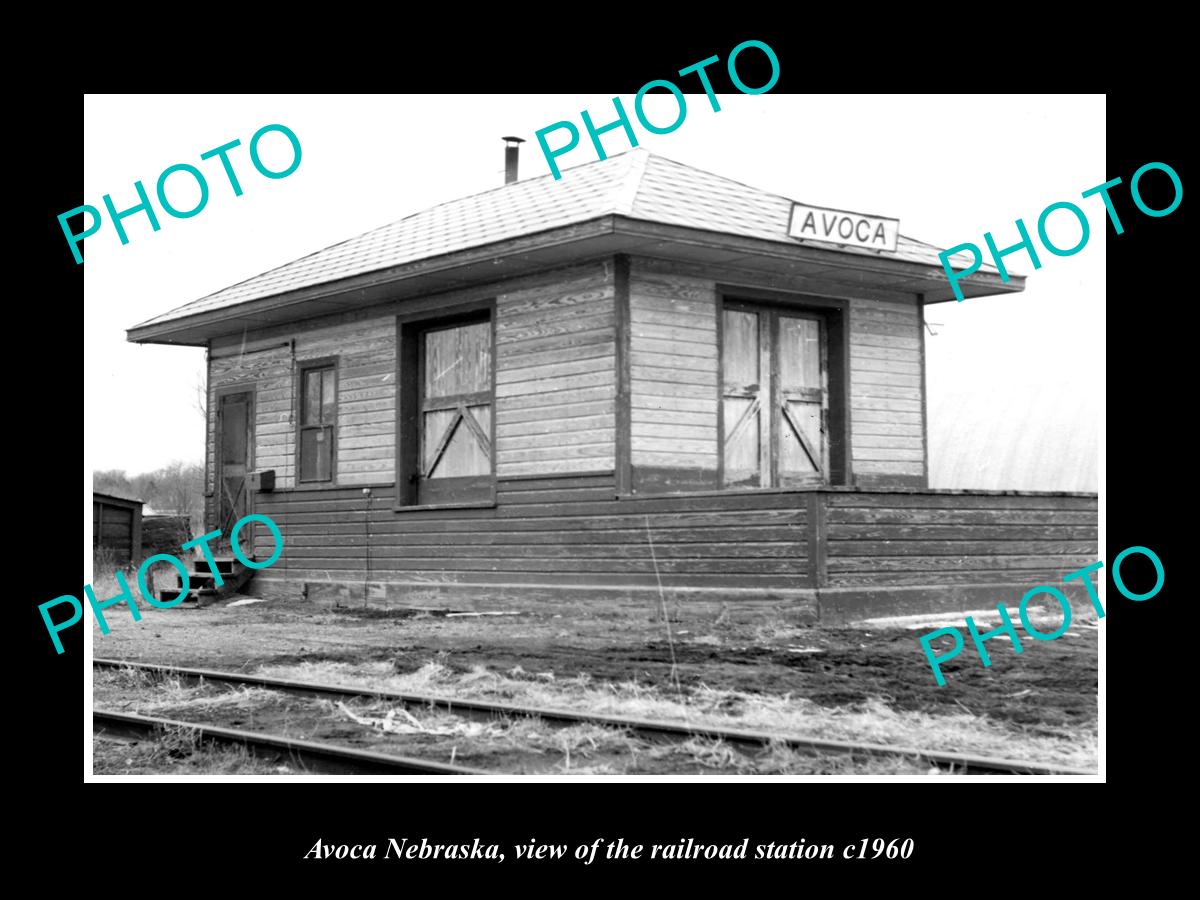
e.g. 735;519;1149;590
92;492;143;568
126;149;1098;621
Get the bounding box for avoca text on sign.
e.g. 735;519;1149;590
788;203;900;252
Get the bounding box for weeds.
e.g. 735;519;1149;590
254;659;1096;769
92;725;292;776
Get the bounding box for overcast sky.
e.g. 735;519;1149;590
83;93;1104;490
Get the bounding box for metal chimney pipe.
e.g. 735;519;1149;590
502;136;524;184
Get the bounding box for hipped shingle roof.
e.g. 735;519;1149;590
133;149;990;331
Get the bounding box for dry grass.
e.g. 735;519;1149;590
95;667;293;725
92;546;122;577
96;666;943;774
298;694;944;774
93;726;296;775
324;697;641;772
95;641;1094;774
89;562;176;613
254;659;1095;769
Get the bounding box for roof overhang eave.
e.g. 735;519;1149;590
127;215;1024;346
126;217;625;346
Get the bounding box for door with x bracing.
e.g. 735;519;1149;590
416;318;494;505
721;303;828;488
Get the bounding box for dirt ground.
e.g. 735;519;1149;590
88;592;1099;777
93;597;1097;725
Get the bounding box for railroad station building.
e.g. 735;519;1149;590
127;148;1098;621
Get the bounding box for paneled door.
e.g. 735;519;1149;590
216;390;253;535
721;303;827;488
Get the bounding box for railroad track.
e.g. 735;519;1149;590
94;709;488;775
93;658;1095;776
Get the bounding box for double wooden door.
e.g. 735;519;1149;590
721;303;828;488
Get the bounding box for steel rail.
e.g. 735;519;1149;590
94;658;1095;776
93;709;488;775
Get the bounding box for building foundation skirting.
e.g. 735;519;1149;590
813;579;1099;625
245;481;1097;625
256;575;820;624
251;574;1100;626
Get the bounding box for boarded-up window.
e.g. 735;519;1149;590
299;363;336;482
721;304;827;488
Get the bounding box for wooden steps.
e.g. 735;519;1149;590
157;556;257;609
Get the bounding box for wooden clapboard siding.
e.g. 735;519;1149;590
252;474;808;589
297;320;395;486
205;253;935;509
848;298;925;482
93;495;143;567
97;506;133;557
627;261;719;490
205;261;621;506
250;479;1096;613
822;491;1098;587
208;344;291;491
495;261;617;477
626;256;928;490
208;319;397;492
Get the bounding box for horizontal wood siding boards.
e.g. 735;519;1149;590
823;491;1098;587
826;570;1090;587
495;262;617;476
276;526;805;544
250;483;1095;598
828;555;1098;573
94;499;141;566
496;342;615;372
832;540;1096;556
99;521;133;541
253;475;808;588
210;343;293;487
827;524;1097;540
498;473;616;491
853;409;923;424
264;500;802;524
825;492;1097;510
628;263;719;477
827;508;1096;525
270;570;807;590
623;257;928;489
208;318;397;490
98;515;133;552
502;459;615;478
848;297;925;482
265;557;802;574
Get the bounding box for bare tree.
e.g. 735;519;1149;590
194;369;207;421
95;462;205;534
93;469;135;498
141;461;204;531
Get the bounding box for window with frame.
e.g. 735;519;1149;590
298;361;337;483
396;308;495;507
721;302;830;489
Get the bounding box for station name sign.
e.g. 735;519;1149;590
788;203;899;253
